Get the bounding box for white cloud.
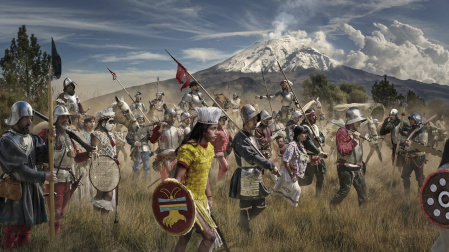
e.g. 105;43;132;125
93;51;168;62
341;23;365;48
182;48;234;62
343;20;449;85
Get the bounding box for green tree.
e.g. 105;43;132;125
371;75;398;108
339;83;369;103
406;90;425;113
301;73;347;112
0;25;51;112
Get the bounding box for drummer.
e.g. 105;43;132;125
90;108;119;214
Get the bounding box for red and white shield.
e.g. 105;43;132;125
420;169;449;228
152;178;196;236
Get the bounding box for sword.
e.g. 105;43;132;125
210;213;230;252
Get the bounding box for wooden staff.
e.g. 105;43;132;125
391;93;407;187
48;63;55;240
276;60;324;152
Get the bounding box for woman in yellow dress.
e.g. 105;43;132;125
174;107;222;252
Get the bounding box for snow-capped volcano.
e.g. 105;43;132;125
215;35;340;73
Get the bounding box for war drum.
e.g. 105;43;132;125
421;167;449;228
89;155;120;192
152;178;196;236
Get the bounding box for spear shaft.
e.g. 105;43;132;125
48;63;55;240
276;60;324;152
261;66;273;115
165;50;271;162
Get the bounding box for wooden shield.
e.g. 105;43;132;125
420;169;449;228
89;155;120;192
152;178;196;236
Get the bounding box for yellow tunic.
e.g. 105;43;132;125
177;140;216;230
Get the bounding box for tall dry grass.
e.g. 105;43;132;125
0;140;441;251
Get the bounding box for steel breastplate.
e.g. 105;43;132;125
65;94;79;113
159;126;179;151
240;135;259;167
6;131;33;156
337;134;363;164
190;92;203;109
281;91;293;107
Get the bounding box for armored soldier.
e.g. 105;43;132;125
45;105;90;233
380;109;410;166
330;107;368;207
178;81;209;112
56;77;85;114
150;108;183;181
402;112;428;194
150;92;166;119
229;104;280;233
298;109;327;196
0;101;56;248
179;111;192;139
255;110;278;160
211;112;233;180
285;111;302;143
90;108;119;213
255;80;296;123
130;91;147;113
113;123;128;163
269;110;286;138
126;113;152;178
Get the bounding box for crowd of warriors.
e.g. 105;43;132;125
1;76;448;250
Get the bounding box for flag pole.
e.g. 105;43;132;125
48;63;55;240
107;68;151;123
165;50;276;165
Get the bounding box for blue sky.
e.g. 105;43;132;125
1;0;448;98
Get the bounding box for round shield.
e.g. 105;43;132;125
420;169;449;228
152;178;196;236
89;155;120;192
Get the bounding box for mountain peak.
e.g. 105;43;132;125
214;35;339;73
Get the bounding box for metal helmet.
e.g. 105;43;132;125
233;93;238;99
259;110;272;121
156;92;164;97
53;104;71;124
134;91;142;98
5;101;33;126
291;111;302;119
164;108;177;120
408;112;422;124
390;108;398;116
345;107;366;125
241;104;260;124
63;78;76;90
135;113;144;120
181;111;190;120
280;80;293;86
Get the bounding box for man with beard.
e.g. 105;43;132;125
0;101;57;249
126;113;153;178
70;113;96;201
82;115;95;144
299;109;328;197
255;80;296;123
380;109;410;167
130;91;147;114
178;81;209;113
90;108;119;213
229;104;280;233
402;113;428;194
285;111;302;143
56;77;85;114
211;112;233;180
330;107;368;207
150;108;182;181
44;105;91;233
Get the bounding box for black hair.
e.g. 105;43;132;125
175;122;210;155
293;125;308;143
275;135;284;141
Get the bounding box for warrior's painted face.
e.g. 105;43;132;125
204;124;218;142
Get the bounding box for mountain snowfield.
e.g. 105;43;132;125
215;35;340;73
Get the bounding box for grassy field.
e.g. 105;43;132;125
0;141;441;251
